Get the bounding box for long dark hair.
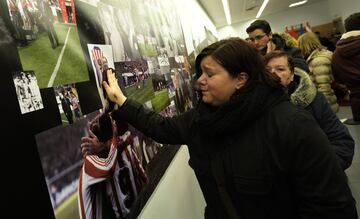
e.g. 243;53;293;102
195;37;281;89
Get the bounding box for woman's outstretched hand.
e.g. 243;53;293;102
102;68;127;107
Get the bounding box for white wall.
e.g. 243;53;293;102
218;0;333;39
137;146;206;219
328;0;360;22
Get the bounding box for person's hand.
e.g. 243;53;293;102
102;69;127;106
305;22;312;32
80;128;103;157
266;41;276;54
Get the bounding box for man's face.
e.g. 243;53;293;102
248;29;271;53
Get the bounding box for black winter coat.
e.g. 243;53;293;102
289;67;355;170
112;96;357;219
306;92;354;169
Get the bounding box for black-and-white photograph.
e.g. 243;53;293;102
13;70;43;114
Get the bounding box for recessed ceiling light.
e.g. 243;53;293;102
222;0;232;25
289;0;308;8
256;0;269;18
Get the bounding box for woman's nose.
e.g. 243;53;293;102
197;73;205;83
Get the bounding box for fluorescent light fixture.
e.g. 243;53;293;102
256;0;269;18
289;0;308;7
222;0;232;25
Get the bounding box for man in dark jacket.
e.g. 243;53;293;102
332;12;360;125
246;19;310;72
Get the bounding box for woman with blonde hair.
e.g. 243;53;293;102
298;32;339;112
278;32;298;48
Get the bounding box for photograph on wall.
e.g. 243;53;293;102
87;43;115;107
35;105;180;219
114;60;155;105
13;70;44;114
79;0;196;113
30;0;198;218
54;83;82;125
35;110;99;219
169;67;194;113
149;70;171;113
94;0;187;61
5;0;89;88
97;0;142;62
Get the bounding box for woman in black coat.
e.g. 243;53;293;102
264;50;355;170
84;38;357;219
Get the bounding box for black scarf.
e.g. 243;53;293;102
195;83;287;137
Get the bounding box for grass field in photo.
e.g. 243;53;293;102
18;23;89;88
54;192;79;219
151;88;170;112
126;78;155;104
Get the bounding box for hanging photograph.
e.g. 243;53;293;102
97;0;141;61
13;70;43;114
114;60;155;105
35;106;179;219
6;0;89;88
34;110;100;219
87;43;115;107
54;83;83;125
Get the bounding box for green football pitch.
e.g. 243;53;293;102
126;78;155;104
54;192;80;219
18;23;89;88
151;88;170;112
125;79;170;112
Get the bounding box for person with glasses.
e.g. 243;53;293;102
246;19;309;72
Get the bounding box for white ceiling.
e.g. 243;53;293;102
197;0;326;28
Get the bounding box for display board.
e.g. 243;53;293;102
0;0;215;218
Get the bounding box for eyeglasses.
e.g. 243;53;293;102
248;34;267;42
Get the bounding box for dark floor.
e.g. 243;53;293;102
336;106;360;216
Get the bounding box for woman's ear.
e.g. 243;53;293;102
235;72;249;90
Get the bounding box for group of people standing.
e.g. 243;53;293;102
7;0;59;49
246;14;360;125
78;12;360;219
59;88;81;124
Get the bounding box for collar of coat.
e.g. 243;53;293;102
341;30;360;40
289;67;317;109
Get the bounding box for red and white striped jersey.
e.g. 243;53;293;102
78;140;129;219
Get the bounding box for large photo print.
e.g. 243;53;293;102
6;0;89;88
32;0;198;218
